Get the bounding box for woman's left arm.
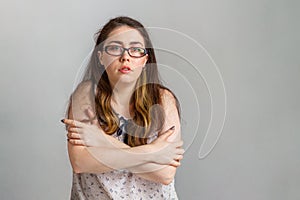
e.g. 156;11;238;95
66;89;183;185
128;89;182;184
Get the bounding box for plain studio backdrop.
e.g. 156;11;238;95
0;0;299;199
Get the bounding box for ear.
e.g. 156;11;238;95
97;51;104;65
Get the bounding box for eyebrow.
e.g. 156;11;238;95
107;40;144;46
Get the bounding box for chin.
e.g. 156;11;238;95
116;77;138;85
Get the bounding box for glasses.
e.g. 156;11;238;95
104;45;147;58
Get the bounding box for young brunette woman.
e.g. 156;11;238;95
62;16;184;200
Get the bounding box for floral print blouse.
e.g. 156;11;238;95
70;113;178;200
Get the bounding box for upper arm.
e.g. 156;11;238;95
67;80;95;122
160;88;182;175
159;88;181;142
66;81;112;173
136;89;182;184
67;108;112;173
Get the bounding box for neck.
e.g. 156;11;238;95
110;81;136;108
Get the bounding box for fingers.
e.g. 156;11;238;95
67;126;80;133
67;132;81;139
159;126;175;140
176;148;185;155
68;139;85;146
62;118;86;146
86;109;96;119
66;131;84;146
88;109;101;126
170;155;183;167
85;108;97;124
169;140;184;153
174;140;183;147
61;118;84;128
86;108;94;118
176;154;183;161
169;160;181;167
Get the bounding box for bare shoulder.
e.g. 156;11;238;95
158;87;181;138
72;80;94;99
69;80;95;121
159;88;177;107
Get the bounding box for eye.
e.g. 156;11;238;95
108;45;122;51
131;47;144;53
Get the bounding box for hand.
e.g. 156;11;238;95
148;126;184;167
62;109;107;147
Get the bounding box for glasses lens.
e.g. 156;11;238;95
105;45;123;56
129;47;146;58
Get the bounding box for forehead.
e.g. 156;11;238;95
105;26;145;46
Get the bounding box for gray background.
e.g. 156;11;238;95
1;0;299;199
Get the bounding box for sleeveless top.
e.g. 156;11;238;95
70;113;178;200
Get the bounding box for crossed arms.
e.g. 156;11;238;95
63;82;184;185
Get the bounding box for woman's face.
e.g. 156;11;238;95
98;26;148;87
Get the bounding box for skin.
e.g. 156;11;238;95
98;26;149;115
98;26;148;87
63;26;184;185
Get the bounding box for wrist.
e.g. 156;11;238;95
124;144;154;164
102;133;117;148
141;144;156;163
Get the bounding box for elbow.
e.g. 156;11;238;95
69;152;86;174
73;169;82;174
71;158;84;174
159;168;176;185
161;177;174;185
68;144;87;174
73;165;83;174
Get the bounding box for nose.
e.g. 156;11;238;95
120;49;130;62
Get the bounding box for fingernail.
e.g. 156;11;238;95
61;119;64;123
169;126;175;130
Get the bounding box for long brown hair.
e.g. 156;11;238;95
68;16;180;147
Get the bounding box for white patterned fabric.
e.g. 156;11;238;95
70;113;178;200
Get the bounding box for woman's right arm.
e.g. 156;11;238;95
67;106;181;175
67;105;115;173
67;95;162;173
68;81;183;184
66;81;114;173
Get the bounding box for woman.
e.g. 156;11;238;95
62;16;184;200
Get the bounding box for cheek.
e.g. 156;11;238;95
102;57;118;68
133;58;147;67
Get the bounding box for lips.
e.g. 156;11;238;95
119;66;132;73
